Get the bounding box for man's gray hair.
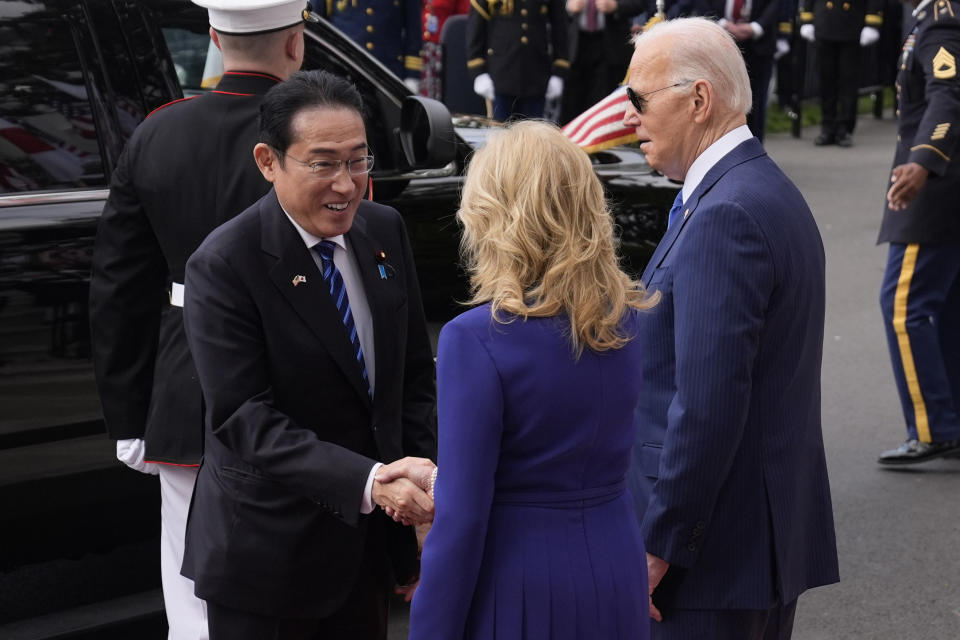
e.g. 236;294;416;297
633;17;752;116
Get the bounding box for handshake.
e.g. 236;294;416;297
371;456;437;526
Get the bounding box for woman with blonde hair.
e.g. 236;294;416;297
407;120;658;639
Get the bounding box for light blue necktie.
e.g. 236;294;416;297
314;241;370;395
668;191;684;229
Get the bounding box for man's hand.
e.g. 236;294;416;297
566;0;585;12
395;581;419;602
375;456;435;492
647;552;670;622
725;22;754;40
596;0;618;13
887;162;929;211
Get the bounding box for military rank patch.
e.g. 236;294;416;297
933;46;957;79
932;123;951;140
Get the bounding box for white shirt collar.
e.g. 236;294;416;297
280;203;346;252
914;0;934;16
681;124;754;203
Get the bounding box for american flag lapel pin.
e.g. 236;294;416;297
292;275;307;287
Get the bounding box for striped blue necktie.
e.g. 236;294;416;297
668;191;684;229
314;241;370;395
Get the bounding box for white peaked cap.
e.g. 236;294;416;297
191;0;306;35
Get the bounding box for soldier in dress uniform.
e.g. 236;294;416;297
467;0;570;120
876;0;960;465
88;2;307;637
799;0;884;146
310;0;423;92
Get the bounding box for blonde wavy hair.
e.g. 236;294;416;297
458;120;659;356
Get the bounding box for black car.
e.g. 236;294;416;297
0;1;673;636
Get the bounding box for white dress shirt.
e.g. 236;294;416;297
283;207;381;514
681;124;754;203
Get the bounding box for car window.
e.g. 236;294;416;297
0;8;106;193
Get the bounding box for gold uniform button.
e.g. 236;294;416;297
540;4;547;13
366;42;374;50
488;48;494;55
394;0;399;5
826;1;833;7
522;22;528;29
521;7;527;14
521;35;528;44
843;2;850;8
367;25;374;32
366;7;374;14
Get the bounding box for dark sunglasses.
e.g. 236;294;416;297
625;81;693;114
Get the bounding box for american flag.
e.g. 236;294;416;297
561;85;637;154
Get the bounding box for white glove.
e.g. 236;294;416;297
116;438;160;475
860;26;879;47
403;77;421;94
546;75;564;100
800;24;815;42
775;38;791;60
473;73;495;101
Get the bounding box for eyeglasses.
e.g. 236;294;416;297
276;149;375;179
625;81;693;114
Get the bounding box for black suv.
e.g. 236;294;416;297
0;1;673;636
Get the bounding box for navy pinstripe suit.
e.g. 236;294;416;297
626;138;839;637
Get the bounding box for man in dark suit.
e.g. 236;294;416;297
181;70;436;640
622;18;839;638
560;0;646;125
799;0;884;146
876;0;960;465
88;1;308;636
697;0;784;141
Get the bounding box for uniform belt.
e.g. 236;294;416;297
492;480;625;508
169;282;184;308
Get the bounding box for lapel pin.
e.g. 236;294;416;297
684;209;690;220
376;250;388;279
292;275;307;287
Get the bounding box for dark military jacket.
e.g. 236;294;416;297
800;0;883;42
89;72;279;464
314;0;422;79
467;0;570;98
878;0;960;244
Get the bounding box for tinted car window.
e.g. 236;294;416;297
0;7;105;193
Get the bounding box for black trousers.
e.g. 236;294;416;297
560;30;629;125
207;527;393;640
651;598;798;640
817;38;861;136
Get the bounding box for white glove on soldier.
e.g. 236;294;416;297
403;77;421;94
800;24;815;42
775;38;791;60
546;75;564;100
116;438;160;475
474;73;495;101
860;26;879;47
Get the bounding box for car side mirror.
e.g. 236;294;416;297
398;96;456;170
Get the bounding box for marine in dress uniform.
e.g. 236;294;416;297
800;0;884;145
467;0;570;120
311;0;423;89
88;1;307;637
876;0;960;464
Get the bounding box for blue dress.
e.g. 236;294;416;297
409;305;650;640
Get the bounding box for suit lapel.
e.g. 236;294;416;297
642;138;767;283
346;211;396;411
260;192;372;405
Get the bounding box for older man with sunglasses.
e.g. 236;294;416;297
623;17;839;640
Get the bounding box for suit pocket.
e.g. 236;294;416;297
645;266;670;289
639;442;662;480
